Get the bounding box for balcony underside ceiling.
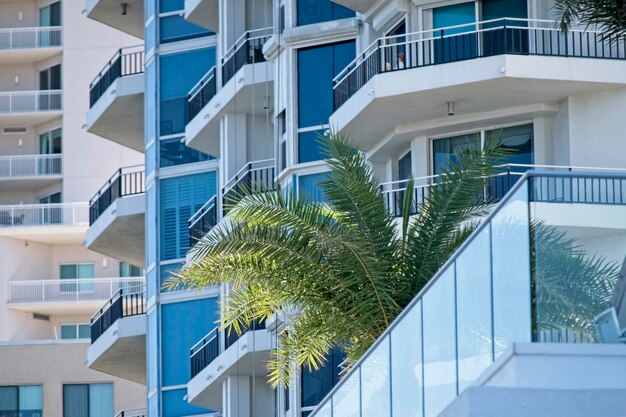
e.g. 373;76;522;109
331;55;626;161
185;63;274;156
0;111;62;127
185;0;219;32
0;224;87;244
86;194;145;268
0;47;62;64
87;315;146;385
0;176;62;191
85;0;144;39
86;75;144;153
6;300;107;316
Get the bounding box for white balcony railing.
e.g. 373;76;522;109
0;90;62;114
0;26;62;50
8;277;145;304
0;154;62;178
0;203;89;227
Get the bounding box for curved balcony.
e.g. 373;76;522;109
186;29;273;156
87;285;146;384
0;26;62;63
87;46;145;152
330;19;626;154
86;166;146;267
7;277;145;315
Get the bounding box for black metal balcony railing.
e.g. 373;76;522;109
188;160;276;250
89;45;145;108
187;66;216;122
188;195;218;249
382;166;524;218
89;165;145;225
190;319;267;379
222;159;276;216
333;18;626;109
221;28;272;86
90;286;146;343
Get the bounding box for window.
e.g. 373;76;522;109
298;172;329;202
39;192;62;224
301;346;344;408
159;172;216;260
63;384;113;417
60;263;95;292
119;262;143;277
39;1;61;26
159;15;211;43
398;151;412;180
297;41;355;163
39;128;62;154
297;0;354;26
159;138;212;167
39;64;61;90
159;48;216;136
0;386;42;417
60;324;90;340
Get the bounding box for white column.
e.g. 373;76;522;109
223;376;251;417
223;113;248;182
411;136;429;178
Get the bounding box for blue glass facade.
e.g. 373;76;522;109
296;0;354;26
144;2;219;417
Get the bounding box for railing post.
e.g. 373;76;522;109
42;280;45;302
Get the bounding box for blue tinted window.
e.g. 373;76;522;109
160;138;213;167
162;388;212;417
298;172;329;202
298;41;354;162
301;347;344;407
159;15;211;44
159;262;183;290
298;130;326;163
159;0;183;13
159;172;217;260
297;0;354;26
159;48;215;136
161;298;218;386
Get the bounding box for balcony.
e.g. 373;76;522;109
184;0;219;32
330;19;626;154
0;202;89;244
0;90;62;125
87;285;146;384
309;169;626;417
0;26;62;63
86;166;145;267
7;277;145;315
187;320;272;410
329;0;374;14
188;159;276;251
185;28;273;156
85;0;144;39
86;46;145;152
0;154;62;190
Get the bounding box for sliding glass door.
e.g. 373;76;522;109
433;2;477;64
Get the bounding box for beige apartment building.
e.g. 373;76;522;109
0;1;146;416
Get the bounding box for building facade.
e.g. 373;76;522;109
0;1;147;416
83;0;626;417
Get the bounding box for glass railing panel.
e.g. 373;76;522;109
531;175;626;344
315;401;332;417
360;335;390;417
331;367;360;417
456;226;493;394
422;267;456;417
391;299;423;417
491;183;531;358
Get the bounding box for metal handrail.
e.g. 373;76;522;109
221;27;273;63
89;45;145;88
333;17;597;85
89;165;145;205
90;285;145;322
0;26;62;49
189;195;217;230
222;158;276;195
188;66;217;99
89;45;145;107
89;165;145;225
0;154;62;177
190;327;218;355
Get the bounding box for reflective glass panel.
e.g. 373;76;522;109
332;367;360;417
361;335;390;417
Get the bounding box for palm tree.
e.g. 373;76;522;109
555;0;626;37
166;133;509;386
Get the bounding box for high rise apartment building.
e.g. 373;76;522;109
81;0;626;417
0;1;147;416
